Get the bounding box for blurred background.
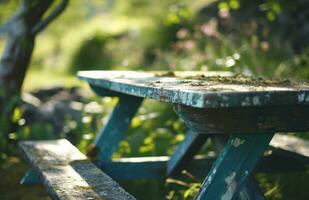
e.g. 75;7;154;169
0;0;308;199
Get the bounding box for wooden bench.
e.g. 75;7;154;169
19;139;135;200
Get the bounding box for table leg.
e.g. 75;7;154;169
195;133;273;200
167;131;266;199
20;169;40;185
167;129;208;176
237;176;266;200
212;136;266;200
94;94;143;161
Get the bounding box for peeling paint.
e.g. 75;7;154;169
221;172;237;200
252;96;260;105
298;93;305;102
232;138;245;147
241;97;251;106
232;137;245;148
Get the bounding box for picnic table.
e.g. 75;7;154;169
20;70;309;200
77;70;309;199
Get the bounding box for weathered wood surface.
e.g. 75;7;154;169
93;94;143;161
269;134;309;163
78;70;309;108
19;139;135;200
212;135;266;200
173;104;309;134
195;133;274;200
236;177;266;200
270;134;309;157
97;136;309;180
167;130;208;176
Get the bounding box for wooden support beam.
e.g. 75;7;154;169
212;135;266;200
98;156;169;180
95;148;308;181
167;130;208;176
195;133;274;200
236;177;266;200
93;94;143;161
20;169;40;185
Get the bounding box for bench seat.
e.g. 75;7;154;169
19;139;135;200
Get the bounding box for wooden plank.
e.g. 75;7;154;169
270;134;309;160
95;150;307;180
167;130;208;176
19;139;135;200
97;135;309;180
94;94;143;161
195;133;274;200
99;156;169;179
78;70;309;108
173;104;309;134
212;136;266;200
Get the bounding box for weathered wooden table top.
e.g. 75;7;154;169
78;70;309;108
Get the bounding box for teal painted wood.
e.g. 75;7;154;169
211;136;265;200
78;70;309;108
195;133;274;200
94;94;143;161
167;130;208;176
235;177;265;200
95;151;307;180
20;169;40;185
98;157;169;179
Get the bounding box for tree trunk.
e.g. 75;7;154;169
0;0;68;158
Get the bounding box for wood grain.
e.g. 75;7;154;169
19;139;135;200
78;70;309;108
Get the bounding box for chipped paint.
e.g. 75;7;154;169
252;96;260;105
298;93;305;102
232;138;245;147
78;71;309;108
221;172;237;200
241;97;251;106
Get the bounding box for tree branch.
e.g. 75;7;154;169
31;0;68;35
